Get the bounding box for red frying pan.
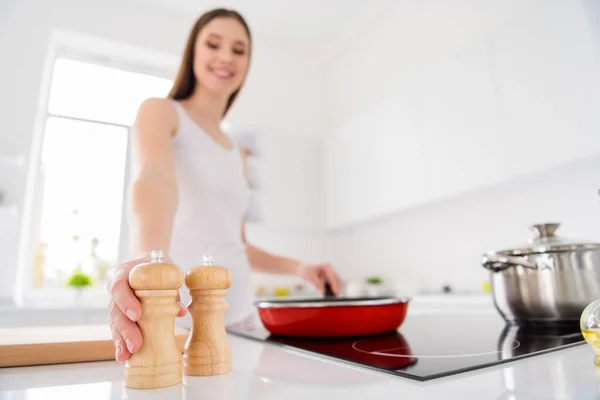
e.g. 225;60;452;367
254;283;410;338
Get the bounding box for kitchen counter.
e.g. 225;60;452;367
1;320;600;399
0;294;494;328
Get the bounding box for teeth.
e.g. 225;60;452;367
212;69;232;78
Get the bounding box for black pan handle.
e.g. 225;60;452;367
324;282;336;297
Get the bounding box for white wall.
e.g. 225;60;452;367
322;0;600;294
323;0;546;129
329;154;600;295
4;0;599;305
0;0;329;302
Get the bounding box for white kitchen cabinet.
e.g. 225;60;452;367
322;41;507;228
490;0;600;177
321;114;367;228
369;94;427;218
321;0;600;230
321;125;351;228
415;40;510;201
322;92;426;229
257;135;322;230
322;112;380;228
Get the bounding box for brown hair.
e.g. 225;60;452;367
167;8;252;117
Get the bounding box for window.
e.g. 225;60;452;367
22;50;173;300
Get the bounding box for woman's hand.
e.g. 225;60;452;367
296;262;342;296
106;254;187;362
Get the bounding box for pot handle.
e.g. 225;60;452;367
481;254;537;272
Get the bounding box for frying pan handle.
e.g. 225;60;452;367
324;282;336;297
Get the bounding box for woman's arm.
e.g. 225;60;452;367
128;97;179;258
247;244;301;275
240;221;302;275
238;150;341;294
108;97;181;362
237;150;298;274
241;219;341;294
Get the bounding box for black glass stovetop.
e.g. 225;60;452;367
226;309;586;381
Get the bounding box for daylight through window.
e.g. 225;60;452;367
32;57;172;291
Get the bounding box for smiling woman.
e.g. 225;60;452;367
168;9;252;119
106;8;342;363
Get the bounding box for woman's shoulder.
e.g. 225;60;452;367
137;97;178;120
134;97;180;134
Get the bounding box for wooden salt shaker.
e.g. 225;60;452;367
183;254;232;376
125;250;184;389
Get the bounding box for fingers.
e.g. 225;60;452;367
107;258;143;361
299;263;341;295
305;270;325;294
178;303;188;317
110;320;129;362
109;262;141;322
321;264;342;295
109;299;130;361
110;302;143;356
107;259;141;362
176;292;188;317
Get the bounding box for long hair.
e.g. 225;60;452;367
167;9;252;117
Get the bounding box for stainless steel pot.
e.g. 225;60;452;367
481;223;600;325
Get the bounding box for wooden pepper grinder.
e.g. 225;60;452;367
183;254;232;376
125;249;184;389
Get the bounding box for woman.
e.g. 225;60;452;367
107;8;341;362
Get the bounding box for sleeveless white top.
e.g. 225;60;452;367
166;100;254;326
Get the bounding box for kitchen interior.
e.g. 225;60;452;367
2;0;600;398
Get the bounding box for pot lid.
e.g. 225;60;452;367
491;223;600;256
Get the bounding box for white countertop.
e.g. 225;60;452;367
1;299;599;399
0;293;495;328
0;335;598;399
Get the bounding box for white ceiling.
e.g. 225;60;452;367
126;0;398;56
124;0;541;63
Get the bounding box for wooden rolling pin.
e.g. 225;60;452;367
0;324;189;368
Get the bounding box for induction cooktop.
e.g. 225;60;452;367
226;309;586;381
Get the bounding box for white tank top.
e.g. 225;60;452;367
166;100;254;326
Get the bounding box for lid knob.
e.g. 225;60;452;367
530;223;560;238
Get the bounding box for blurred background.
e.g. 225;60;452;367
1;0;600;326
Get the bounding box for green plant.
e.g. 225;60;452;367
365;276;383;285
66;267;93;288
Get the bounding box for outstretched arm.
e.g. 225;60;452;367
107;98;183;362
128;98;179;258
